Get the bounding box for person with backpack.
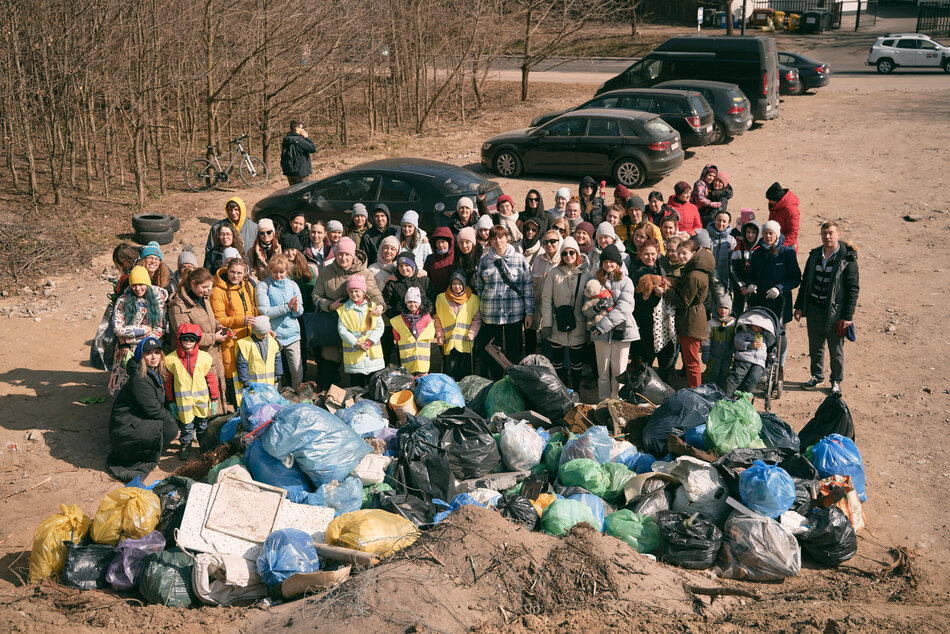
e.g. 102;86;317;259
280;120;316;185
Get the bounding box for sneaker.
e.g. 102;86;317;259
831;381;842;395
803;376;823;389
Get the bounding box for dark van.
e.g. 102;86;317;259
595;36;780;122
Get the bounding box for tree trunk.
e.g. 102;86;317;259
724;1;735;35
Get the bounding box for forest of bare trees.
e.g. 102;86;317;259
0;0;646;210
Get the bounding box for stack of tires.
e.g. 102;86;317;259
132;213;180;246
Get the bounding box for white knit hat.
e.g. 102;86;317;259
401;210;420;229
476;215;494;231
761;220;782;237
555;187;571;201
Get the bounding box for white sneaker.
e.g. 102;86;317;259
831;381;841;395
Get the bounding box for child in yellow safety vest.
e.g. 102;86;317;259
234;315;283;406
390;287;436;375
434;270;481;380
337;275;385;386
164;323;219;460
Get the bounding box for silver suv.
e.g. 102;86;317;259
867;33;950;74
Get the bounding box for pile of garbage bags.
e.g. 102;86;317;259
29;370;868;605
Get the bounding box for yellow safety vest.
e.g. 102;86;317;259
435;294;479;355
165;351;213;424
390;315;436;375
337;303;383;369
234;335;279;406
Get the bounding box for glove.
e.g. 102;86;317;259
541;327;552;340
168;403;179;418
210;400;218;416
765;287;780;300
746;285;757;295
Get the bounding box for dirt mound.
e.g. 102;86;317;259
250;506;740;633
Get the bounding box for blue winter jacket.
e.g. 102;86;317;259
706;222;736;292
256;277;304;345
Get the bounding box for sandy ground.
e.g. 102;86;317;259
1;35;950;631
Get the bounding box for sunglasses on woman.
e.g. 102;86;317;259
542;238;559;246
527;197;539;202
259;230;273;236
562;250;577;257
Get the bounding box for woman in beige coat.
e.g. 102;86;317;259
528;229;562;354
540;237;589;391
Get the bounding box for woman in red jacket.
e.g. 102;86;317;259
667;181;702;236
766;181;800;253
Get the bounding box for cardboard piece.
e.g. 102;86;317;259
279;566;351;600
324;385;355;413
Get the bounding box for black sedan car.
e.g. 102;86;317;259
481;109;684;188
655;80;753;144
529;88;715;148
778;51;831;92
250;158;502;233
779;64;803;96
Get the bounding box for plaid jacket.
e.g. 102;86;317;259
475;246;534;325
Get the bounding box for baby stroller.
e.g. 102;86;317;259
734;305;783;411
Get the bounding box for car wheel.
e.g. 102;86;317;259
710;120;727;145
876;58;894;74
613;158;646;188
944;60;950;74
493;150;522;178
789;81;805;96
135;227;176;246
131;213;174;233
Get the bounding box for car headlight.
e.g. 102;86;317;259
482;142;492;151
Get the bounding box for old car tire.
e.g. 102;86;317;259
493;150;522;178
876;58;894;74
170;216;181;232
131;213;174;233
135;227;176;246
613;158;646;188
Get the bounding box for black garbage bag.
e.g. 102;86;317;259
627;478;675;519
556;484;595;499
656;510;723;570
367;364;415;403
713;448;819;498
61;541;115;590
641;385;726;457
791;478;819;516
798;393;855;449
505;363;574;422
390;416;456;502
458;376;493;417
759;412;801;452
495;495;538;530
152;476;195;543
620;363;675;406
518;471;552;500
520;354;555;370
436;407;501;480
799;506;858;567
373;490;433;528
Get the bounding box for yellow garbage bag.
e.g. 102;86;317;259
91;487;161;546
29;504;91;583
530;493;557;518
325;509;418;556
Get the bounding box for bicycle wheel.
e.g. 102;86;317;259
240;155;268;188
184;159;217;192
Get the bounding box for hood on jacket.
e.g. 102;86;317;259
225;197;248;231
488;243;516;260
174;323;203;369
524;189;545;215
579;176;599;197
430;227;455;257
371;203;392;225
741;220;762;244
705;221;732;240
683;248;716;275
700;164;718;181
714;170;730;188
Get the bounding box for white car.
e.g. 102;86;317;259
866;33;950;74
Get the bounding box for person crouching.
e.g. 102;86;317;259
391;287;436;375
165;324;219;459
336;274;385;386
234;316;283;406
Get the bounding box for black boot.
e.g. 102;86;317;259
571;370;582;393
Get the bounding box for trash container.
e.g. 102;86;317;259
749;8;774;27
800;9;830;33
788;14;801;31
773;10;786;30
716;11;727;29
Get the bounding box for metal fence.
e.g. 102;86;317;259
918;1;950;33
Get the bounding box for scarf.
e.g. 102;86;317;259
446;286;472;305
578;239;594;255
402;311;427;338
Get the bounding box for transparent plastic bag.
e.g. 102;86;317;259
559;425;611;467
106;531;166;590
499;421;546;471
717;514;801;580
739;460;796;518
256;528;320;587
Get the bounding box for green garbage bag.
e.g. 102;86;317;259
704;392;765;455
484;377;525;417
139;550;196;607
604;510;662;553
362;483;393;508
418;400;453;421
602;462;636;506
541;499;599;536
206;455;246;484
559;459;609;498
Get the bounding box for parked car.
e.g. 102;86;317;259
655;80;753;144
250;158;502;234
866;33;950;74
779;64;803;96
595;35;780;121
530;88;714;148
481;109;684;188
778;51;831;91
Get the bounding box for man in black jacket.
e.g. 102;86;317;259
793;221;859;394
280;120;316;185
362;203;398;264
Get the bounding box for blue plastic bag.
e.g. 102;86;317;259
262;403;371;486
615;448;656;474
336;401;387;438
812;434;867;502
685;424;706;450
413;373;464;409
293;476;363;516
219;416;242;444
244;439;313;497
568;493;605;532
241;383;290;431
559;425;612;468
256;528;320;587
432;493;484;524
739;460;796;518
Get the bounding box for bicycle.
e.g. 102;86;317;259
184;134;269;192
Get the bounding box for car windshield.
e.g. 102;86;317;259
440;172;482;195
643;118;673;135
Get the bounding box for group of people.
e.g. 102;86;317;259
102;152;859;482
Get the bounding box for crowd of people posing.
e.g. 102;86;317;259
102;163;835;481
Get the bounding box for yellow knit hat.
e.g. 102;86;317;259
128;265;151;286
